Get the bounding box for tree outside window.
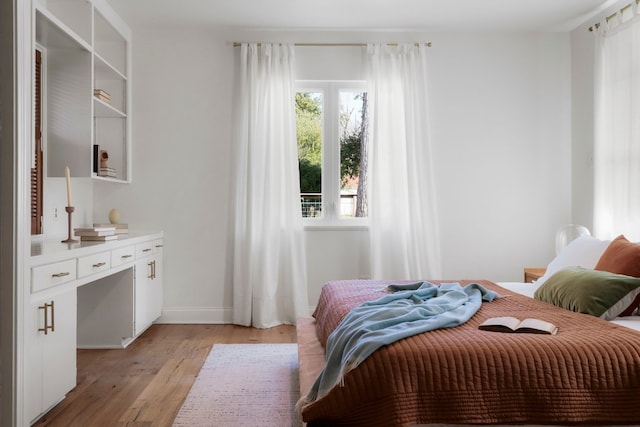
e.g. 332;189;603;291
296;81;368;221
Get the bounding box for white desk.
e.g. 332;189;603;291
26;231;164;424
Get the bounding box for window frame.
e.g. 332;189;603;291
296;80;368;229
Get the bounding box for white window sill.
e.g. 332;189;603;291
303;219;369;231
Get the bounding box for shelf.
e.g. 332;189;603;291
94;51;126;80
94;8;128;75
92;175;129;184
37;0;92;43
94;97;126;118
35;7;91;52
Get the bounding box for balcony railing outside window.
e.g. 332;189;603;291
301;193;359;218
301;194;322;218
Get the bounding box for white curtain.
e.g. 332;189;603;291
594;12;640;242
366;44;442;280
231;43;309;328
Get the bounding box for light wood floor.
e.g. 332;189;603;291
33;324;297;426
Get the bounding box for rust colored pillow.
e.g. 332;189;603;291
595;235;640;278
594;235;640;316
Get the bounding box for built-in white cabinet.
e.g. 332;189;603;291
26;288;77;424
27;232;163;425
35;0;131;182
134;239;163;336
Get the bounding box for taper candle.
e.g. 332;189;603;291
65;166;72;207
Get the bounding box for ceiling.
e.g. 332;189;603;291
106;0;618;32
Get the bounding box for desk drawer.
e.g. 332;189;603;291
32;259;77;293
112;245;135;267
78;252;111;278
135;242;154;259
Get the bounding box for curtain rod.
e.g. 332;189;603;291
232;42;432;48
589;0;640;31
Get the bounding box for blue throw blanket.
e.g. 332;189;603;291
298;281;498;407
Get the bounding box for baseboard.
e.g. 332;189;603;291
157;306;317;324
157;307;232;324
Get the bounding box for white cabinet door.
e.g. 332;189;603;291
134;257;151;335
27;289;77;423
150;240;163;321
134;253;162;336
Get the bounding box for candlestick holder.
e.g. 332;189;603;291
61;206;78;243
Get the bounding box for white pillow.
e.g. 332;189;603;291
533;235;611;286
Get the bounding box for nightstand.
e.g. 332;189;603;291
524;268;546;283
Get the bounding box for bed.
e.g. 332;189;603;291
296;235;640;426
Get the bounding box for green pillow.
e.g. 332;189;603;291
533;266;640;320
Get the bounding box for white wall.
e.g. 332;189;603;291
94;29;235;322
42;177;93;236
428;33;572;280
93;28;573;322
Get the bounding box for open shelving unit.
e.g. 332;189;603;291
35;0;132;183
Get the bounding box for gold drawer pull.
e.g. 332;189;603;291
147;260;156;279
38;301;55;335
51;272;70;278
121;254;133;259
93;262;107;268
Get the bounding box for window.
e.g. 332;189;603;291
296;81;368;225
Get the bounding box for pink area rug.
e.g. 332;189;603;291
173;343;302;426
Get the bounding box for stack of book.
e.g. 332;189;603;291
94;88;111;104
74;226;118;241
93;223;128;235
99;167;117;178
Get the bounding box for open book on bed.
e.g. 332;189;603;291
479;316;558;335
